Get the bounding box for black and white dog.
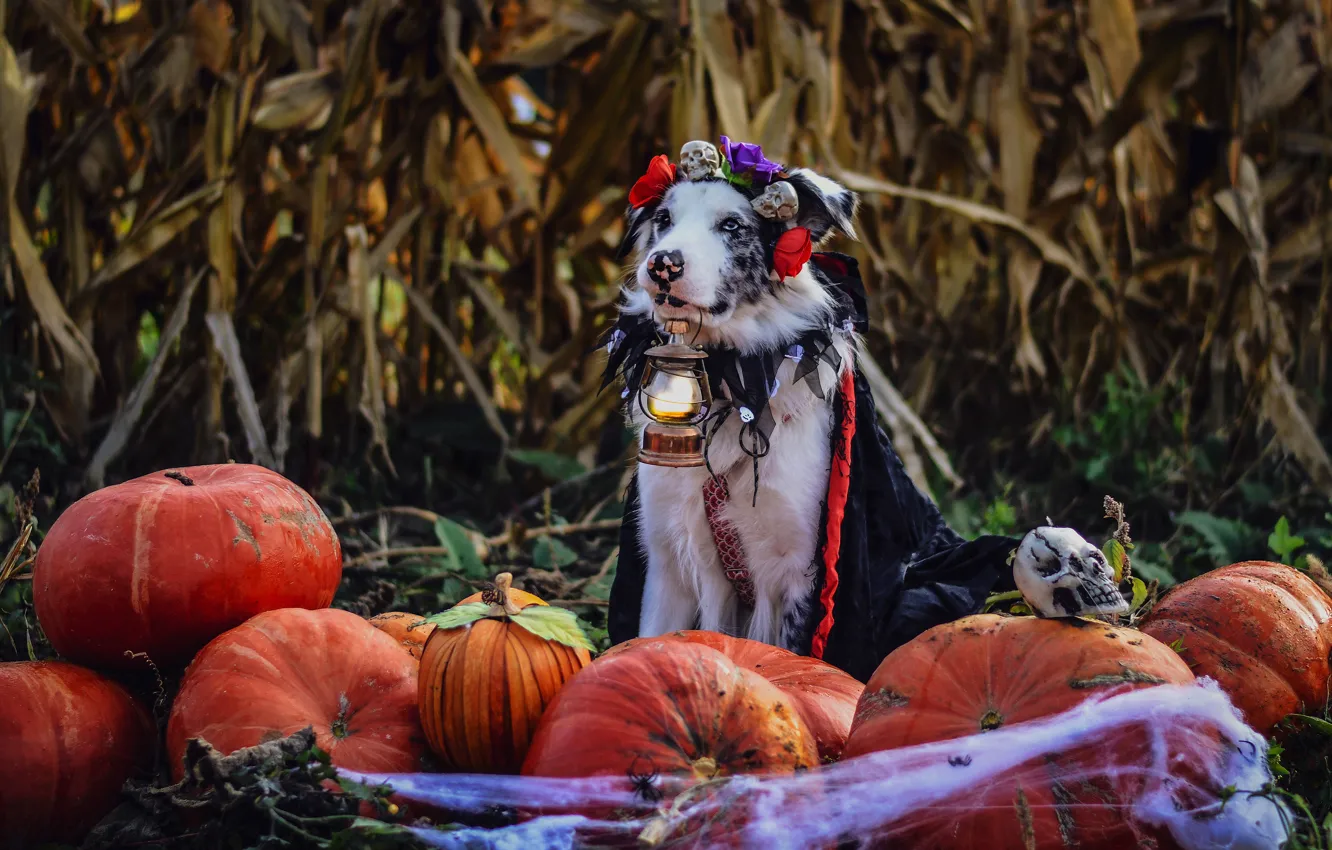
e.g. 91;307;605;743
602;140;1126;681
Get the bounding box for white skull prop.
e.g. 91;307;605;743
679;140;722;181
750;181;799;221
1013;527;1129;619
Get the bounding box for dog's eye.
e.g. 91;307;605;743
719;217;741;233
654;209;671;228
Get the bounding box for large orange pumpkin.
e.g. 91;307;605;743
367;612;436;659
522;638;819;780
1141;560;1332;734
34;464;342;670
166;607;429;779
604;630;863;761
418;573;591;773
0;661;154;849
843;614;1196;850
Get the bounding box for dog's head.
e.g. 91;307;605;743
617;140;858;350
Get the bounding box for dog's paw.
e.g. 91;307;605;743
1013;527;1129;619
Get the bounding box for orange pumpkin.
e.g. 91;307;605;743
34;464;342;670
843;614;1196;850
418;573;592;773
166;607;429;779
604;630;863;761
1140;560;1332;734
522;638;819;780
1;661;154;849
367;612;436;659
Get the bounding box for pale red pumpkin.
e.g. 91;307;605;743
1141;560;1332;733
0;661;154;849
522;638;819;780
603;629;863;760
34;464;342;670
844;614;1197;850
166;607;429;779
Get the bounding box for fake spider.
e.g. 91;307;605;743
626;756;664;804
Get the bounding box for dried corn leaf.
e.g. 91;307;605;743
190;0;235;77
347;224;395;476
857;349;963;493
496;3;615;68
84;181;226;296
255;0;315;70
404;283;511;445
30;0;101;67
205;310;275;468
86;268;205;488
692;0;750;139
1261;364;1332;497
253;70;336;130
450;49;537;209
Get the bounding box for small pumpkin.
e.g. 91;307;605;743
34;464;342;670
417;573;593;773
167;607;429;779
843;614;1195;850
1140;560;1332;734
1;661;154;849
603;629;863;761
523;637;819;780
367;612;436;659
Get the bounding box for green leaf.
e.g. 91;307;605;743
433;517;487;579
419;602;490;630
1267;516;1305;565
510;605;595;652
1174;511;1260;567
1168;637;1186;653
1103;538;1128;582
1128;577;1149;612
508;449;586;482
532;536;578;569
1289;714;1332;736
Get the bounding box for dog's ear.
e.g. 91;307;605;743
784;168;858;243
615;203;655;262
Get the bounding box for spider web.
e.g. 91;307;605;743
348;680;1291;850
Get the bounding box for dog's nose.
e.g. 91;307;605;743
647;250;685;289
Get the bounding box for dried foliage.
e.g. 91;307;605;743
0;0;1328;536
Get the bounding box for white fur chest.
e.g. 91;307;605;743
629;336;852;648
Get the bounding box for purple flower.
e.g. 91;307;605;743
719;136;783;184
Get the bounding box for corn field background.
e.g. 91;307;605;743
1;0;1331;635
1;0;1332;844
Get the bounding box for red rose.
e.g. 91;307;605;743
772;227;813;279
628;155;678;208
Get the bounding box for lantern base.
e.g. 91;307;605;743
639;422;706;468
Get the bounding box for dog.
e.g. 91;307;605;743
602;140;1127;678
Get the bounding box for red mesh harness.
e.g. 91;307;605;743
701;367;857;657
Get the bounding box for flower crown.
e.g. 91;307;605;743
627;137;811;279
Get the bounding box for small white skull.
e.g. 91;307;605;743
750;181;799;221
1013;527;1129;619
679;140;722;181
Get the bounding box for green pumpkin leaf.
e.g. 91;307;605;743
1268;516;1306;565
433;517;487;579
533;536;578;570
419;602;490;630
1103;538;1129;582
1128;577;1149;612
1289;714;1332;737
510;605;595;652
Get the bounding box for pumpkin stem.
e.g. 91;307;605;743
164;470;195;486
689;756;720;781
481;572;522;617
331;693;352;739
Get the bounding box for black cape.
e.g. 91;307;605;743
607;299;1019;684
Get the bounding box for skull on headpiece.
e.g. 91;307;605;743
1013;527;1129;619
679;141;722;181
750;181;799;221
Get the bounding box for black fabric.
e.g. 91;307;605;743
607;370;1018;684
